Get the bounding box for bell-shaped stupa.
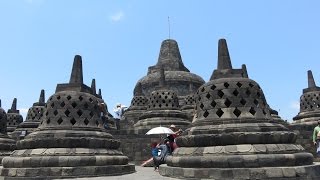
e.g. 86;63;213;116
292;70;320;125
290;70;320;160
181;85;196;122
160;39;320;179
134;67;190;134
122;82;148;129
0;100;16;164
0;55;135;178
11;90;46;140
6;98;23;137
137;39;205;102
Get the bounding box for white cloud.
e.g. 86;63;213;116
109;11;124;22
290;101;300;111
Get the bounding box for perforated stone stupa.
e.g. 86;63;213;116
11;90;46;140
122;82;148;128
292;70;320;125
0;100;16;164
134;67;190;134
181;92;196;122
160;39;320;179
290;70;320;159
0;55;135;179
6;98;23;137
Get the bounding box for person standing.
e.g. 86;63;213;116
113;103;127;130
98;102;108;128
167;124;183;151
313;120;320;156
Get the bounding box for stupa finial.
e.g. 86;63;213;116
69;55;83;84
98;89;102;97
11;98;17;111
8;98;19;113
91;79;96;95
242;64;248;78
152;39;189;73
217;39;232;70
39;89;45;104
308;70;316;88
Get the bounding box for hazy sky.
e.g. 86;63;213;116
0;0;319;121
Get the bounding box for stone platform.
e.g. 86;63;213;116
59;166;178;180
110;129;166;165
0;163;320;180
160;163;320;180
0;164;135;180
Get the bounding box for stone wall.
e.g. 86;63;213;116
110;130;163;165
289;124;320;161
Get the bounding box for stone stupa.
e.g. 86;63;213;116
6;98;23;137
11;90;46;140
91;79;115;130
122;82;148;129
292;70;320;125
0;55;135;179
181;86;196;122
136;39;205;106
290;70;320;159
0;99;16;164
160;39;320;179
134;67;191;134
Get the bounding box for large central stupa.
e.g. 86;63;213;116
0;55;135;179
160;39;320;179
124;39;205;124
137;39;205;102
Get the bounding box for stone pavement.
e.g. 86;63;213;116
61;166;179;180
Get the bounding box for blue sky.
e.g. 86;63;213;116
0;0;319;121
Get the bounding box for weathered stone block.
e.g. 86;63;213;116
265;168;283;178
282;168;296;178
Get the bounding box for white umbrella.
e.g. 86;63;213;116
146;126;175;135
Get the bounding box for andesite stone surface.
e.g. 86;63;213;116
122;82;148;129
0;99;16;164
136;39;205;105
91;80;115;130
11;90;46;141
159;39;320;179
124;39;204;129
6;98;23;137
181;93;196;122
0;55;135;179
118;39;203;165
290;70;320;160
292;70;320;125
134;67;190;135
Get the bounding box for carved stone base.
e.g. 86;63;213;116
160;163;320;179
0;164;135;179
